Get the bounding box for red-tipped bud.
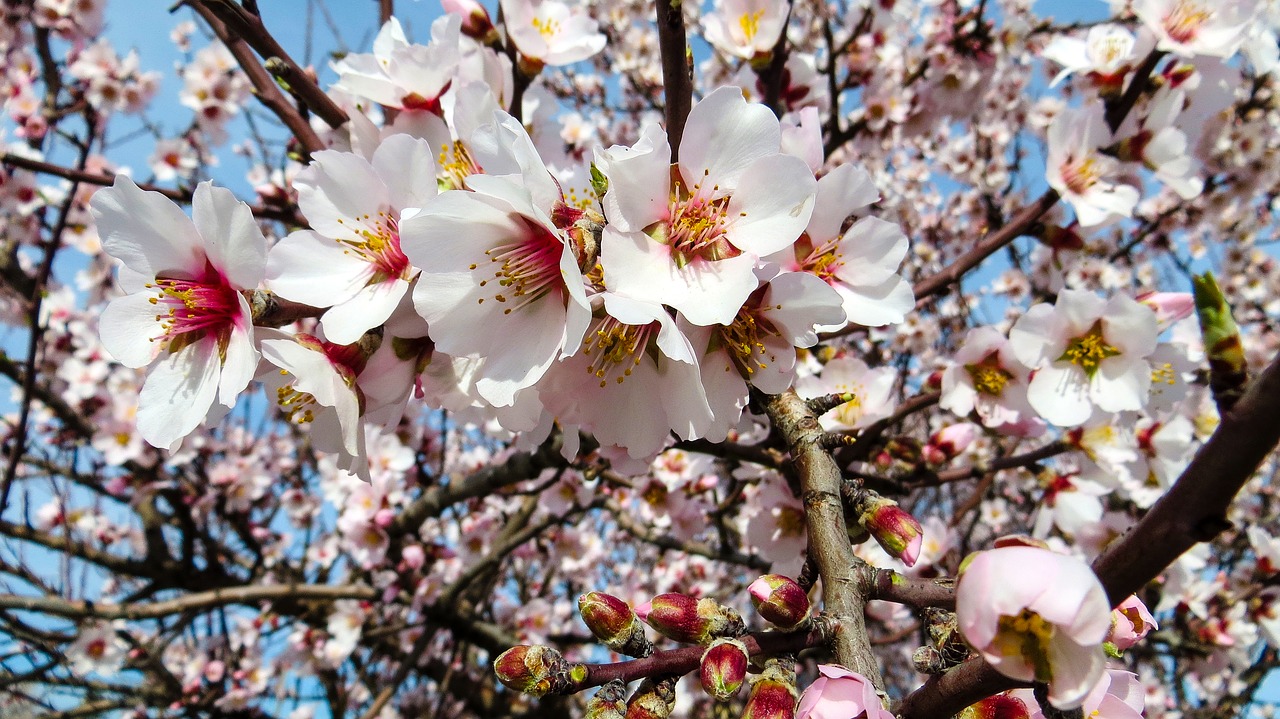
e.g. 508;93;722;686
748;575;811;630
699;638;749;701
957;693;1032;719
578;592;653;657
1137;291;1195;330
742;657;799;719
493;645;568;697
991;534;1049;550
924;423;977;465
637;593;744;645
625;676;677;719
857;494;924;567
586;679;628;719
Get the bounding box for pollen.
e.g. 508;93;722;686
994;609;1056;683
1162;1;1212;44
1058;322;1120;376
276;383;318;425
738;9;765;42
965;354;1014;396
582;317;654;388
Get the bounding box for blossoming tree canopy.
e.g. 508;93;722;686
6;0;1280;717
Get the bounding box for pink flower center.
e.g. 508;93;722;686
1059;154;1102;197
659;169;743;267
965;353;1013;396
147;262;242;355
470;216;565;316
582;316;657;387
716;290;782;379
334;211;410;284
1162;2;1211;44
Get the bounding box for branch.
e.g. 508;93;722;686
655;0;693;160
868;570;955;611
763;388;884;689
0;584;376;621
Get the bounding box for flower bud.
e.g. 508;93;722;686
857;494;924;567
742;657;799;719
699;638;749;701
956;694;1031;719
626;676;677;719
493;644;569;697
579;592;653;657
586;679;628;719
441;0;499;44
748;575;811;630
1106;594;1157;653
1137;291;1194;330
1194;271;1247;410
923;423;977;465
636;593;744;644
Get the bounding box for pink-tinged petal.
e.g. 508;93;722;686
1009;303;1064;368
1104;670;1145;714
91;175;204;278
599;227;759;327
217;313;258;408
680;87;780;192
1026;363;1092;427
471;292;568;406
190;181;267;289
372;134;438;212
1056;289;1107;337
595;123;670;232
137;340;221;452
834;217;909;287
1093;354;1150;413
295;150;389;238
1101;294;1158;357
266;229;372;308
321;278;410;345
807;163;879;243
727;154;817;256
836;275;913;328
99;292;162;368
1044;637;1105;709
764;271;846;347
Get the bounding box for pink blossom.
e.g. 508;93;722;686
1108;595;1158;651
956;545;1112;709
796;665;893;719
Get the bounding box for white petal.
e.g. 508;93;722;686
321;278;409;345
136;341;221;452
807;163;879;242
99;292;161;368
679;87;780;191
372;134;439;212
191;181;267;289
726;154;817;256
90;175;204;277
1027;363;1093;427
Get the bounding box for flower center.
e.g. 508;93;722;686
276;376;319;425
965;354;1013;396
86;638;107;659
717;299;782;380
775;505;805;537
334;211;410;283
1058;322;1120;376
1060;155;1103;196
531;15;560;40
437;140;482;192
738;9;764;42
994;609;1055;682
653;169;743;268
470;217;565;316
1163;2;1212;44
147;263;241;355
582;316;655;387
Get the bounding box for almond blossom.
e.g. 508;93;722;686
956;545;1112;708
1042;25;1143;94
1134;0;1254;58
1045;106;1140;227
266;134;438;345
596;87;818;326
331;15;460;113
500;0;606;67
91;177;264;451
1009;289;1159;427
796;665;894;719
940;326;1044;436
66;621;128;677
704;0;789;64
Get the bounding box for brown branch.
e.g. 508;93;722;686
190;0;349;129
764;388;884;689
0;154;302;225
758;0;793;118
185;2;326;155
868;570;955;611
0;584;375;620
606;499;770;570
655;0;693;160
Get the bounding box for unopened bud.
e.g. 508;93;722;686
857;494;924;567
924;423;977;465
441;0;498;44
1194;271;1247;411
748;575;811;630
742;656;799;719
493;644;571;697
957;693;1032;719
586;679;628;719
699;638;749;701
626;675;677;719
1137;291;1194;330
636;593;744;644
579;592;653;657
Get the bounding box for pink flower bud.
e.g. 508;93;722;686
578;592;652;657
1106;595;1157;652
700;638;749;700
955;693;1032;719
742;657;799;719
857;495;924;567
748;575;811;630
926;423;978;463
493;645;568;697
1137;291;1194;329
796;664;894;719
639;593;744;645
400;544;426;570
441;0;496;41
374;508;395;527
